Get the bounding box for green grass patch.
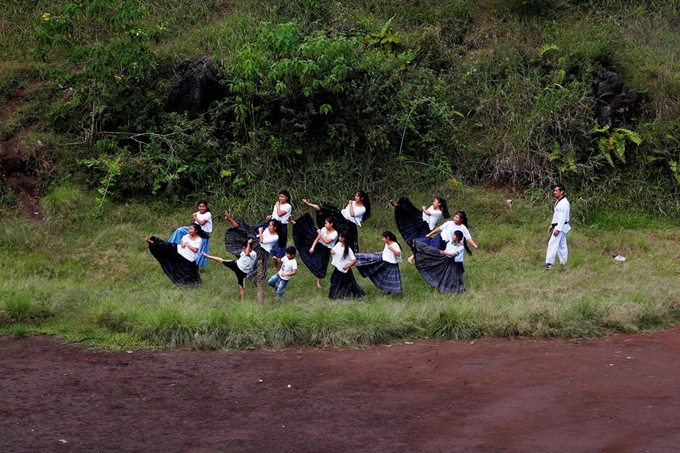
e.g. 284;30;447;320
1;185;679;350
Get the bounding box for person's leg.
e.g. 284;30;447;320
557;232;568;265
223;261;247;299
203;252;225;264
408;239;417;264
545;234;559;267
235;270;248;300
268;273;280;290
276;279;289;302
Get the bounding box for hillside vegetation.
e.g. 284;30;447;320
0;0;679;217
1;1;680;349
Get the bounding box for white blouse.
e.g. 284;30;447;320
177;234;202;262
341;201;366;226
319;227;338;249
237;250;257;273
195;211;213;234
381;242;402;264
260;229;279;252
444;242;465;263
331;242;355;273
439;222;471;243
271;203;292;224
422;205;442;230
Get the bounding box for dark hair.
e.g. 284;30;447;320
269;219;286;248
325;216;336;228
436;197;450;219
189;222;209;240
279;189;291;204
452;228;472;255
455;210;469;229
241;238;250;249
382;230;397;243
285;246;296;256
337;229;351;260
555;184;565;193
197;200;211;212
357;190;371;222
382;230;400;251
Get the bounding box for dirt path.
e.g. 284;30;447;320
2;329;680;453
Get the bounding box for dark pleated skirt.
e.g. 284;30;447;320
292;213;331;279
316;204;360;252
329;268;366;300
394;197;431;245
355;252;402;293
414;234;442;250
413;242;465;294
148;236;201;286
169;226;210;266
224;218;268;284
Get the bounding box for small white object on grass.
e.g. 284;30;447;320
612;254;626;262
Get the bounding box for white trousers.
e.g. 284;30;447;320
545;231;568;265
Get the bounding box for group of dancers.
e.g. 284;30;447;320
146;189;479;301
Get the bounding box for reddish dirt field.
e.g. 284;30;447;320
2;329;680;453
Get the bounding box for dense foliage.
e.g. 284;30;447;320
1;0;679;216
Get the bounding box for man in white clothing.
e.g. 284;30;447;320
545;184;571;270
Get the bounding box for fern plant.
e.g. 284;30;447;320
591;125;642;167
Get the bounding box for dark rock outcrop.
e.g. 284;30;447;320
0;135;42;217
167;56;227;115
594;70;639;128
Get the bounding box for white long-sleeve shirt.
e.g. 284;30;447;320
551;197;571;234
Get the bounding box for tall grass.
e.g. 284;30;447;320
1;184;678;350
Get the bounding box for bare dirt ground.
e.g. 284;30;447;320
2;329;680;453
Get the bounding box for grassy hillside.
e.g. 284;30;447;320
0;0;679;216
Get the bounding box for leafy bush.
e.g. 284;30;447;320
0;0;678;217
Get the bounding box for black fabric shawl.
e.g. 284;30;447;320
316;203;360;252
328;268;365;300
292;213;332;279
413;241;465;294
148;236;201;286
223;218;269;284
394;196;431;245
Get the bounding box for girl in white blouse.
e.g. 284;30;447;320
328;230;365;299
355;231;403;294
